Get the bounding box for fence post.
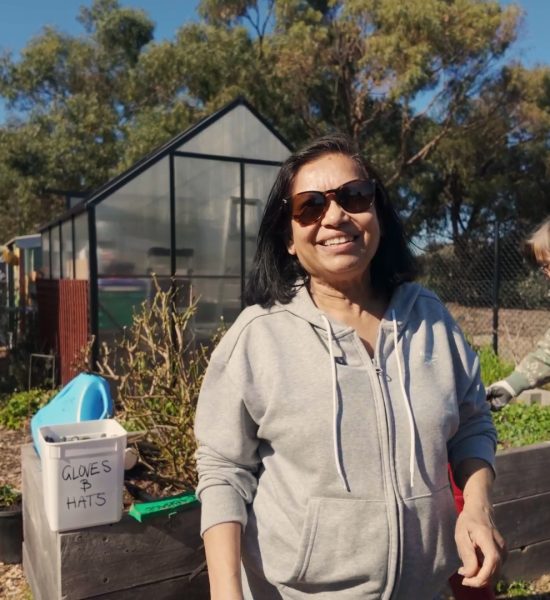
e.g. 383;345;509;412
492;220;501;355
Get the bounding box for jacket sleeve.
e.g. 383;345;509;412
194;356;260;536
447;323;497;475
505;326;550;395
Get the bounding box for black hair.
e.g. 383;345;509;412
244;133;418;307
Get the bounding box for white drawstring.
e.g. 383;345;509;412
321;315;348;491
392;309;416;488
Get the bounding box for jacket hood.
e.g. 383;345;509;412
279;281;423;334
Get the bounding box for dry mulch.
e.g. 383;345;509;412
0;426;32;599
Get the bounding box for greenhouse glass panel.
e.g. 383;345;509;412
174;157;241;277
243;164;280;272
61;219;74;279
177;104;289;162
73;212;89;280
190;277;241;337
96;158;170;277
41;231;50;279
51;226;61;279
97;276;177;347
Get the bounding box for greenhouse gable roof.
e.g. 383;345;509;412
40;97;292;231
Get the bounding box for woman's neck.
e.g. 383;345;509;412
308;276;387;320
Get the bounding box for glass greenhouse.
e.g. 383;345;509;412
38;98;291;378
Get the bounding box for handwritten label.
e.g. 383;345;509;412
61;459;113;511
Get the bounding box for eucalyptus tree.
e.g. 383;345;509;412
0;0;155;238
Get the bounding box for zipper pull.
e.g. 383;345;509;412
372;358;383;376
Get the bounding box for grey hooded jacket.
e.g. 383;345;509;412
195;282;496;599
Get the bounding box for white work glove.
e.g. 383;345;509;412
486;380;516;411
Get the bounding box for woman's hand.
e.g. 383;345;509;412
453;459;506;588
455;500;506;587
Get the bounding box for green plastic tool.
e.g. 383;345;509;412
129;492;199;522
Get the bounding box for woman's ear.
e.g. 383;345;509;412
287;239;296;255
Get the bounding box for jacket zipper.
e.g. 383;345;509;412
354;335;402;600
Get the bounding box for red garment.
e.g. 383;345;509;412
448;468;496;600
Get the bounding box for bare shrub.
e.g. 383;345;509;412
94;279;224;489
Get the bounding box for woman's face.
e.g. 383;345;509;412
287;153;381;287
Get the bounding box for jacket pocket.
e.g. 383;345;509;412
290;497;389;588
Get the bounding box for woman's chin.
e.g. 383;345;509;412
313;260;370;285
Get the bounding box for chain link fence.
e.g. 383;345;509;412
416;222;550;364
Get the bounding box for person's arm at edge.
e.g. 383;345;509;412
510;325;550;391
453;458;506;588
203;521;244;600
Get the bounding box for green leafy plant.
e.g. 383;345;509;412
0;484;22;510
95;279;224;489
0;388;52;430
495;579;533;597
493;403;550;450
477;345;515;387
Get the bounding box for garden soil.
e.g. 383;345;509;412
1;424;550;599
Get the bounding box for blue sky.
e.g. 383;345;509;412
0;1;201;55
0;0;548;123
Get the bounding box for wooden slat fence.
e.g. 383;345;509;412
36;279;89;385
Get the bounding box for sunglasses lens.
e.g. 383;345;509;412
293;193;326;225
337;180;376;213
289;180;376;225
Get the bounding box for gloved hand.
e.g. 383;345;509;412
486;380;516;411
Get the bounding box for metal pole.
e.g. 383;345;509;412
240;162;246;309
88;206;99;370
169;152;176;278
492;220;501;354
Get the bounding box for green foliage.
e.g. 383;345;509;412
495;579;533;597
477;345;515;387
493;403;550;450
95;279;224;488
0;484;22;510
0;388;51;430
0;0;155;240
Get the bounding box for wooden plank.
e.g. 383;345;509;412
494;443;550;503
22;444;61;600
500;538;550;582
88;570;209;600
494;491;550;549
60;511;205;598
23;542;47;600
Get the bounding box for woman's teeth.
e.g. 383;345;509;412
321;236;354;247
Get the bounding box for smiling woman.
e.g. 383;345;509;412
194;134;505;600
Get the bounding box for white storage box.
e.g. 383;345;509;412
38;419;127;532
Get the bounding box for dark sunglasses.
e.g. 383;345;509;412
283;179;376;226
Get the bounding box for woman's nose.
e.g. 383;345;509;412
321;197;348;226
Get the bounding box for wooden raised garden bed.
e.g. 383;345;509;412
21;441;550;598
493;441;550;580
21;444;208;599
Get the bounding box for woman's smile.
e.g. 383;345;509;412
318;234;359;248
